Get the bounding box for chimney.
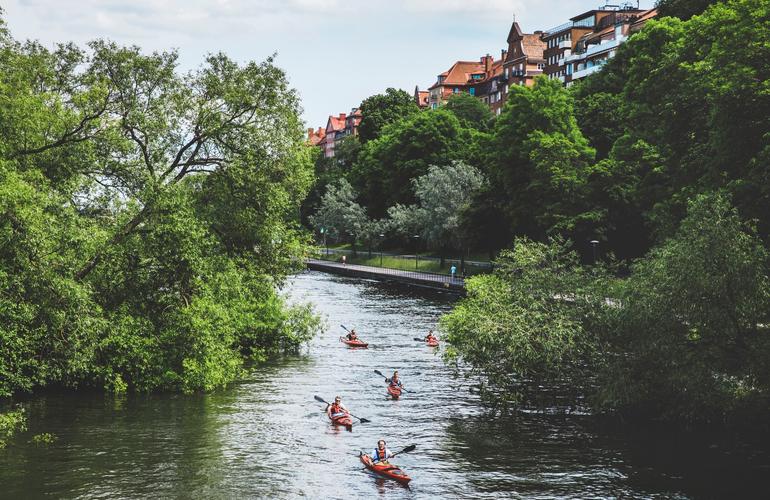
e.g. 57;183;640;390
484;54;492;72
339;112;347;121
501;49;508;61
307;127;314;140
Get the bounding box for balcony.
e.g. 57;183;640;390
572;64;603;80
566;36;625;63
558;40;571;49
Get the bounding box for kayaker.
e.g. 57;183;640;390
346;329;358;341
372;439;393;464
425;330;437;342
326;396;349;419
389;370;403;390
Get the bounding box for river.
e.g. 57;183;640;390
1;271;768;499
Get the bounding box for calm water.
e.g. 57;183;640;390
1;271;768;499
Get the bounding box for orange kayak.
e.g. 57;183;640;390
360;453;411;484
426;338;439;347
387;384;402;399
330;412;353;429
340;337;368;348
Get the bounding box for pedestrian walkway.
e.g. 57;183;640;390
306;259;465;293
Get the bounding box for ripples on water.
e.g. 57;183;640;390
0;271;768;499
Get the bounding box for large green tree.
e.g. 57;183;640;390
489;77;596;242
601;193;770;424
0;19;320;396
351;108;482;217
444;92;494;131
357;87;419;143
388;161;485;264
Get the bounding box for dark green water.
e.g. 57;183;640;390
1;271;768;498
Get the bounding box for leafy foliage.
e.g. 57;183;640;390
0;407;27;448
600;193;770;424
441;238;611;412
444;93;494;131
350;108;481;217
357;88;419;143
388;161;486;253
0;18;321;397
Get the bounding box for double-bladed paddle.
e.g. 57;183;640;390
374;369;411;393
314;395;370;423
391;444;416;457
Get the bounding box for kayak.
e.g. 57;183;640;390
360;453;411;484
426;338;439;347
387;384;402;399
330;412;353;429
340;336;368;348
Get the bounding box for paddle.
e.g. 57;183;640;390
391;444;417;458
313;395;370;424
374;369;410;393
413;337;425;342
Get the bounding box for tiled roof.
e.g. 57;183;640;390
429;57;502;89
522;34;546;60
327;114;346;132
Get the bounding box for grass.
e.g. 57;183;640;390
315;251;488;275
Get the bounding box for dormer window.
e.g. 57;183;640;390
471;73;484;80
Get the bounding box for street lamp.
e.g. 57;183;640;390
413;235;420;270
379;233;385;267
590;240;599;264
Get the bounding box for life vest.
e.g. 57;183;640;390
389;377;401;387
374;447;389;462
330;403;344;415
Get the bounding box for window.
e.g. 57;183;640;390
469;87;475;96
453;87;459;93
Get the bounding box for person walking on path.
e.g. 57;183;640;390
450;264;457;281
342;255;346;265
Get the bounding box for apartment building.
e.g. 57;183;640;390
564;8;657;85
502;21;547;93
542;6;644;84
427;55;502;109
319;108;362;158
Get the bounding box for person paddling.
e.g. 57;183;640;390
425;330;437;343
326;395;349;419
346;328;359;341
389;370;404;391
372;439;393;464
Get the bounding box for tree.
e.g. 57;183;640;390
350;108;481;217
602;193;770;424
440;237;611;412
657;0;723;20
0;20;320;396
357;88;419;143
445;93;494;131
490;77;596;242
572;0;770;253
388;161;486;265
309;178;369;256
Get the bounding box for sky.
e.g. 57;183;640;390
2;0;653;130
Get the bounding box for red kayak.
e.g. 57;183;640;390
387;384;402;399
340;336;368;348
360;453;411;484
329;412;353;429
426;338;439;347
